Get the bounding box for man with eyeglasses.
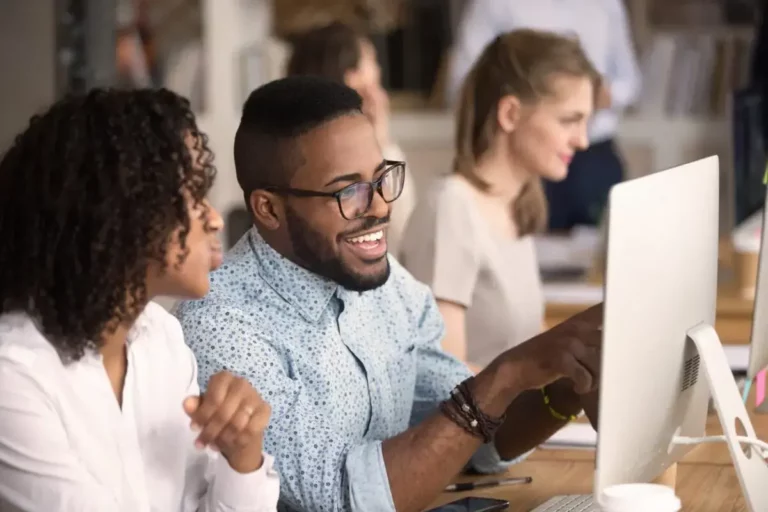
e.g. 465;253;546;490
177;76;602;512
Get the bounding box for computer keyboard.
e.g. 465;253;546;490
529;494;598;511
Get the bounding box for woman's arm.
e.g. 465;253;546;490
0;364;122;511
436;300;481;373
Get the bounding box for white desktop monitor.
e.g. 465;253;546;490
593;156;719;496
747;190;768;380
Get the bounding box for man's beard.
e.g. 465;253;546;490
284;206;390;292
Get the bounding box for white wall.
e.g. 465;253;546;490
198;0;282;219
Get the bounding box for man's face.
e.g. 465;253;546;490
282;113;391;291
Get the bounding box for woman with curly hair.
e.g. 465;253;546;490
0;89;278;511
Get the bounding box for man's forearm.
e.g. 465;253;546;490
382;413;483;512
493;381;580;459
381;361;522;512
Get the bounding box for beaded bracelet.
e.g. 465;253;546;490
541;386;578;422
439;377;506;443
453;378;506;439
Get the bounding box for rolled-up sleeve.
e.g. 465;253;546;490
180;303;396;512
408;286;531;474
345;442;395;511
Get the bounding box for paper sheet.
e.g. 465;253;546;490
535;227;601;273
539;422;597;450
542;283;604;305
724;345;749;372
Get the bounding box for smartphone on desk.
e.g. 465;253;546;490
427;497;509;512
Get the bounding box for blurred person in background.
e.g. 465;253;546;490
286;22;417;254
751;0;768;147
401;30;600;369
116;0;158;88
448;0;641;231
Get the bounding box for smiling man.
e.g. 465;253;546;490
176;76;603;512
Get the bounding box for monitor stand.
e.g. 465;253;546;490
688;323;768;511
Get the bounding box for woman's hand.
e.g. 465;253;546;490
183;371;271;473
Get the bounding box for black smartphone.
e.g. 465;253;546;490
427;497;509;512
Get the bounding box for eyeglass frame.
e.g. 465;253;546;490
259;159;406;220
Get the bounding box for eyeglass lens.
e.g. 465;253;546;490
338;164;405;219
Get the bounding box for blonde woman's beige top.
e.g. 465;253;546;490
399;175;544;367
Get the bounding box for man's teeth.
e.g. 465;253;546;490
348;230;383;244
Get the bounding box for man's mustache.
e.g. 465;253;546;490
340;215;390;237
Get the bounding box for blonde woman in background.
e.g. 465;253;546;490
400;30;600;369
286;22;417;254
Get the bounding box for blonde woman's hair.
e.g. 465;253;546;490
454;29;600;235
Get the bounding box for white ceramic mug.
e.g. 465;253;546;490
599;483;681;512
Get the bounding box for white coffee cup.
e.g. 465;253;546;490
598;483;681;512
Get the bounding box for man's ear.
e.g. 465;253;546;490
250;190;282;231
497;94;522;134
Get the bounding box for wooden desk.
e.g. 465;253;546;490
429;460;746;511
543;242;755;344
430;384;768;510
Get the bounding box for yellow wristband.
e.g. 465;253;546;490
541;387;578;422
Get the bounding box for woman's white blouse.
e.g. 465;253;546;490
0;302;279;511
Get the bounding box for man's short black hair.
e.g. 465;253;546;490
234;75;364;208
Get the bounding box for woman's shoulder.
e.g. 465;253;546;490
430;175;483;231
414;174;475;216
129;302;198;389
0;312;56;365
435;173;472;197
399;175;482;261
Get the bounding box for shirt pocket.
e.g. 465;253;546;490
384;343;418;405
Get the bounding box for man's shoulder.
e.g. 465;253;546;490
175;252;272;327
375;256;434;310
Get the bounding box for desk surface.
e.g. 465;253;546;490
430;391;768;511
544;242;755;344
430;460;746;511
430;241;761;510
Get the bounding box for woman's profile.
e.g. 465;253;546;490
0;89;278;511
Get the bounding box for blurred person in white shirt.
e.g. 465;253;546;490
0;88;279;512
448;0;641;230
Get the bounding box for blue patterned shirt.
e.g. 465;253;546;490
176;229;518;512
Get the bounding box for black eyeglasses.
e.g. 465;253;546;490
263;160;406;220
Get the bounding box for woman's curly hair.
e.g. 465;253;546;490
0;88;215;361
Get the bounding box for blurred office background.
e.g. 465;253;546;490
0;0;765;244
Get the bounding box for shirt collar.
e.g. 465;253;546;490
247;228;339;322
